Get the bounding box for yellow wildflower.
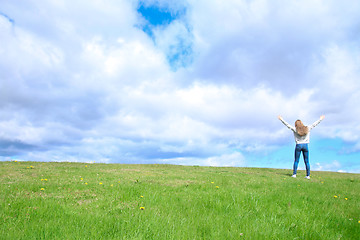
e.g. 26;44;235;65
211;182;214;184
99;182;103;185
85;165;88;167
140;207;145;210
345;198;348;200
110;184;113;187
140;196;144;198
80;178;83;181
40;188;45;191
358;220;360;223
85;182;88;185
216;186;219;188
334;195;338;198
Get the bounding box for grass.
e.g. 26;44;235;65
1;161;359;239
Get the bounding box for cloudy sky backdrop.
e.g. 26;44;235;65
1;0;360;173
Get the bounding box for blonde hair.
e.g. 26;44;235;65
295;120;308;136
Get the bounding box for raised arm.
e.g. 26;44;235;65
278;115;296;132
308;115;325;130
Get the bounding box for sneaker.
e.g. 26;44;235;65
305;176;310;180
291;174;296;178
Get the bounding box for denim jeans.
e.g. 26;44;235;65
294;143;310;176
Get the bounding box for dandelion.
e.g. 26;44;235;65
211;182;214;184
85;165;88;167
216;186;219;188
358;220;360;223
140;207;145;210
110;184;113;187
40;188;45;191
44;179;47;181
80;178;83;181
41;179;44;181
140;196;144;198
334;195;338;198
99;182;103;185
345;198;348;200
85;182;88;185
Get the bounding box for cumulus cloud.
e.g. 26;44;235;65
1;0;360;172
313;161;346;173
187;0;360;89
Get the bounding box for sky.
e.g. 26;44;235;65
1;0;360;173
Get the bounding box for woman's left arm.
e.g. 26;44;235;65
278;116;296;132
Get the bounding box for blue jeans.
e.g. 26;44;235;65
294;144;310;176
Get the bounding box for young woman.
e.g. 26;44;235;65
278;115;325;179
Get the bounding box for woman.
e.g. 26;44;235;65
278;115;325;179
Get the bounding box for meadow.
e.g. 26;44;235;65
1;161;359;239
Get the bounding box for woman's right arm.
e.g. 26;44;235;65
308;115;325;130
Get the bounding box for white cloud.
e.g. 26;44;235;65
160;151;245;167
204;152;245;167
1;1;360;171
152;19;193;68
313;161;342;172
187;0;360;91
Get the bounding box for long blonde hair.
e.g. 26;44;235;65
295;120;308;136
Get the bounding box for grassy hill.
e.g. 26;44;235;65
1;161;359;239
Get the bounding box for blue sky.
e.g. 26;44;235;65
1;0;360;173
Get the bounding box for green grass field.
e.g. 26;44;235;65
1;161;359;239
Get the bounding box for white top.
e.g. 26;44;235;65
279;118;323;144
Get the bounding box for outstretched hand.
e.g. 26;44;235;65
320;115;325;120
